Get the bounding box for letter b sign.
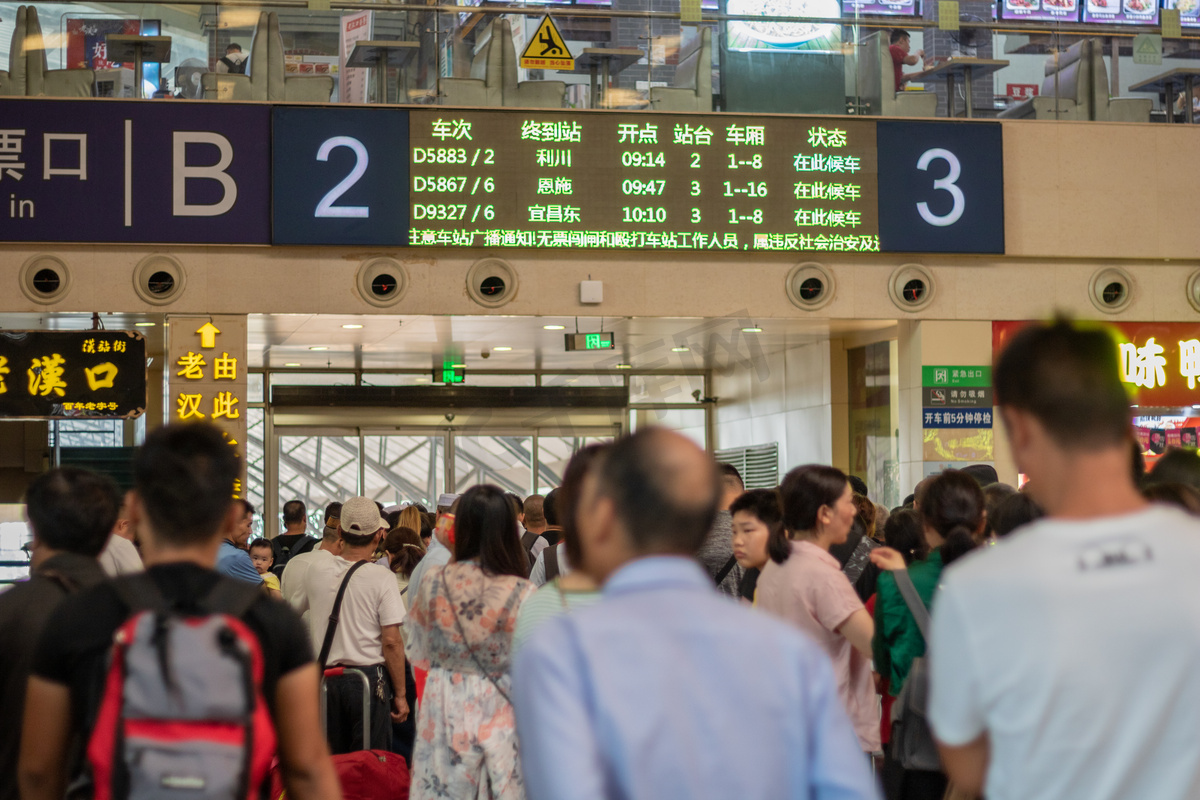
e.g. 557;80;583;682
876;122;1004;254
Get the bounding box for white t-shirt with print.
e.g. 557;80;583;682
930;504;1200;800
293;555;406;667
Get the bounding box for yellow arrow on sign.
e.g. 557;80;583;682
196;322;221;349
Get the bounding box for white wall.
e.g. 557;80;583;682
713;340;834;474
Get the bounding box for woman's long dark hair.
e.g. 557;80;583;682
779;464;849;535
883;508;928;565
921;470;984;567
729;489;791;564
384;526;425;578
559;442;613;568
453;484;529;578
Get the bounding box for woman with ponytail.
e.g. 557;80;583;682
755;464;880;754
870;470;984;800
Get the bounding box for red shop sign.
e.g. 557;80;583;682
1006;83;1039;99
993;321;1200;409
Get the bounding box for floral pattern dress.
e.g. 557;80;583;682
405;562;536;800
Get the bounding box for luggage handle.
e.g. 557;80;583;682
320;666;373;752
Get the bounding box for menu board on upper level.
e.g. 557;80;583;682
407;110;880;253
1000;0;1079;22
1164;0;1199;26
1082;0;1158;24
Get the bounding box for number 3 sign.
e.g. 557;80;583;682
876;122;1004;254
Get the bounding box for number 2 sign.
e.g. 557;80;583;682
272;107;410;246
876;121;1004;254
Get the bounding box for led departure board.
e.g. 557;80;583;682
408;110;879;253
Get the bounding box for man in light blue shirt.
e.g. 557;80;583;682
513;428;879;800
407;493;457;596
215;498;262;585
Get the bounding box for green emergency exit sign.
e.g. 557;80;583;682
564;332;616;351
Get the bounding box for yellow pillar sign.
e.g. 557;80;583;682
520;17;574;70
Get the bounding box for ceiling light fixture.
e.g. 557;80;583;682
284;362;301;367
615;363;632;369
543;324;565;331
494;346;513;352
342;324;364;329
741;326;763;333
309;346;328;351
671;346;690;352
134;322;156;327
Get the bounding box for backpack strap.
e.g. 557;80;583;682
199;578;264;620
544;545;561;583
892;568;931;640
317;560;369;672
714;554;738;586
111;572;172;615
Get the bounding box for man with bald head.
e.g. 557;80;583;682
513;428;878;800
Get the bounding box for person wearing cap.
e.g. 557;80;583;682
290;496;409;753
281;503;344;623
408;493;458;601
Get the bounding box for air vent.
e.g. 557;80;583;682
715;443;780;490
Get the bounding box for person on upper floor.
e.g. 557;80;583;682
513;429;879;800
889;29;926;94
728;488;790;604
18;423;339;800
0;467;119;800
97;497;142;577
405;484;534;800
695;462;745;597
871;471;984;800
755;464;880;754
216;498;262;585
928;318;1200;800
515;443;611;651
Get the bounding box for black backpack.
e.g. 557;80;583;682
270;534;317;580
219;55;246;74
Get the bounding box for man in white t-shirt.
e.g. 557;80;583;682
281;522;343;621
929;318;1200;800
98;501;142;577
290;497;408;753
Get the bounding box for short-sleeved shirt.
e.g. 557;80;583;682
263;571;281;592
98;534;142;577
290;556;406;667
216;539;264;585
30;562;312;771
756;540;879;752
888;44;906;93
930;505;1200;800
872;548;943;695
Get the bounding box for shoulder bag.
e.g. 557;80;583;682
317;560;369;672
889;569;943;773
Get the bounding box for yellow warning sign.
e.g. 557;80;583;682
520;16;574;70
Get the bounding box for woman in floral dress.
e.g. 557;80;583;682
405;484;536;799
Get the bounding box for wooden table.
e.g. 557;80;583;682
910;58;1011;118
571;47;643;108
347;41;420;104
1130;67;1200;124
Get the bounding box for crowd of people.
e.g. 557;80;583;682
3;317;1200;800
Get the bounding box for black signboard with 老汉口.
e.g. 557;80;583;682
0;331;146;419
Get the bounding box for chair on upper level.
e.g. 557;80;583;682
201;12;333;101
999;39;1149;121
649;28;712;112
438;27;503;106
499;18;565;108
857;31;936;117
0;6;95;97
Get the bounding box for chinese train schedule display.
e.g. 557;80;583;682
0;99;1004;253
407;110;880;253
0;330;146;419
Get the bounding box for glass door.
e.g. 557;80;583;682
361;432;449;509
276;430;361;528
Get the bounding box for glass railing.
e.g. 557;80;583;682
2;0;1197;121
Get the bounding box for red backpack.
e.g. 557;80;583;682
85;574;276;800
